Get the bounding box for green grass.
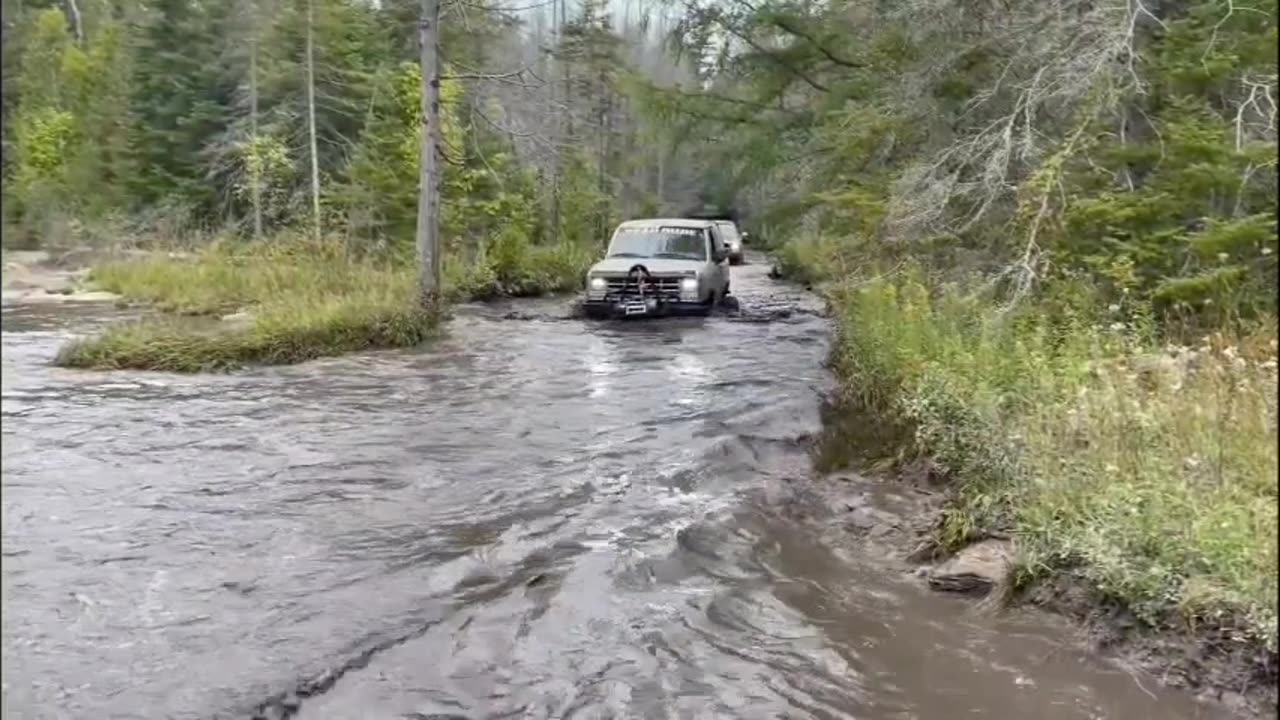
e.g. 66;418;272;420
824;269;1278;647
55;240;437;372
771;235;853;286
443;232;594;301
55;235;595;372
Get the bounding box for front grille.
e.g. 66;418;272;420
603;276;684;294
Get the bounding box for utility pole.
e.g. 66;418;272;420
415;0;442;306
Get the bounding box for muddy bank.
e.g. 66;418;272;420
811;399;1279;719
1;249;122;304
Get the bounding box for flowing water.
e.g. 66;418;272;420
1;257;1237;719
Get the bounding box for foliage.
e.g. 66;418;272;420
828;272;1279;646
655;0;1276;317
2;0;674;274
4;8;133;241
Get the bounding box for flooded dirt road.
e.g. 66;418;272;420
2;256;1237;719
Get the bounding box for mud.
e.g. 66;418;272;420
1;252;1247;719
1;249;121;304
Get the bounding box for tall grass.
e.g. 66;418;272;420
86;240;402;314
826;270;1279;646
56;240;436;372
444;233;594;300
56;235;595;372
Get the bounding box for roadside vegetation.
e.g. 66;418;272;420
829;272;1277;644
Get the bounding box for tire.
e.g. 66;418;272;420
696;291;716;317
582;304;610;320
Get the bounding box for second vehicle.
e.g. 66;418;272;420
713;220;745;265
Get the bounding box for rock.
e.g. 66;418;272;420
64;290;122;303
927;539;1013;596
847;507;878;531
254;705;286;720
3;250;51;267
868;523;897;539
52;247;99;269
220;311;254;330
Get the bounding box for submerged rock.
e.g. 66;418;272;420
219;311;254;330
927;539;1013;596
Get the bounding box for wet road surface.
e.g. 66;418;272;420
1;256;1237;719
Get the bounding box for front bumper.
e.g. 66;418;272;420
582;294;708;318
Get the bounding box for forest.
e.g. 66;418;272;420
3;0;1277;685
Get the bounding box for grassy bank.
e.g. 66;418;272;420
54;237;593;372
821;269;1278;648
55;242;435;372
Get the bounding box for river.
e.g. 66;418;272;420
1;256;1236;719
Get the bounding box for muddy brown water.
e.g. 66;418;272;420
1;257;1238;719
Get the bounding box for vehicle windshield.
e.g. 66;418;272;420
606;226;708;261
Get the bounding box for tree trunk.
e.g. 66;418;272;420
597;65;609;240
415;0;442;306
548;0;563;244
249;27;264;240
64;0;83;45
304;0;322;243
656;134;665;209
560;0;572;140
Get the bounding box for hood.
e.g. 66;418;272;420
589;257;704;276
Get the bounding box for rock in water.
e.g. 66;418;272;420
927;539;1013;596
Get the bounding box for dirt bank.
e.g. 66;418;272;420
806;447;1278;719
1;249;121;304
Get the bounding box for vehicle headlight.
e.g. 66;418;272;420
589;276;606;291
680;277;698;293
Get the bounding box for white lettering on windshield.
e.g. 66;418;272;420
618;226;702;236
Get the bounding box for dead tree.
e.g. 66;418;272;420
304;0;322;242
416;0;443;305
